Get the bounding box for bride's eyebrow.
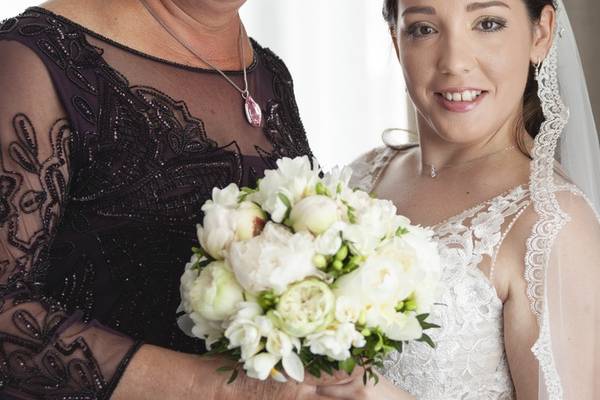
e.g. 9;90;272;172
401;6;436;17
466;1;511;12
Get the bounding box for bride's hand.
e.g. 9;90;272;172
315;372;415;400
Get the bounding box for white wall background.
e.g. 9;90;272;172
1;1;409;169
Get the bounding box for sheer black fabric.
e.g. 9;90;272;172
0;7;313;399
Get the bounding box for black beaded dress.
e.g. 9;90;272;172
0;7;313;399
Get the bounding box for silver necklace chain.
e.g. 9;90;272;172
139;0;250;98
423;145;516;178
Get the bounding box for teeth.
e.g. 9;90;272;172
441;90;483;102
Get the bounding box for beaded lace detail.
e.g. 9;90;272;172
350;148;534;399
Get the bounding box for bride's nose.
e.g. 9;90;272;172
437;34;477;76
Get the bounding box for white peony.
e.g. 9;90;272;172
251;157;321;223
197;198;266;260
400;226;442;314
272;279;336;337
235;201;267;240
305;322;365;361
334;239;421;311
228;222;321;294
341;194;409;256
289;195;340;235
364;303;423;341
196;206;236;260
334;296;363;324
188;261;244;322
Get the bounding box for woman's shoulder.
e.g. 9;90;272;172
251;39;297;85
0;7;99;69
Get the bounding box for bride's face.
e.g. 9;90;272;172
394;0;554;145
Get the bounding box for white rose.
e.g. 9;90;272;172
243;352;281;381
289;195;340;235
228;222;321;294
273;279;335;337
188;261;244;321
305;322;365;361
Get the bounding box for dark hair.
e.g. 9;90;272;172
382;0;556;150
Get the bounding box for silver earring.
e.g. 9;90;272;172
534;58;542;81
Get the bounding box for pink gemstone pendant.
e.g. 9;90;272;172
244;95;263;127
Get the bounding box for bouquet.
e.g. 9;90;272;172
177;156;441;383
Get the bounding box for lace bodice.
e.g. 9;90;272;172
0;7;312;399
351;146;533;399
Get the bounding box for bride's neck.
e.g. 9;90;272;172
417;118;518;171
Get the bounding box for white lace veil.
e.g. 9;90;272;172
527;1;600;398
554;0;600;210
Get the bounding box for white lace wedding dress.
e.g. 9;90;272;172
349;146;590;400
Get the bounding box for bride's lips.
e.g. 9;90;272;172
434;89;488;113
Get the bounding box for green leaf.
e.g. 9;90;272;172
227;368;239;384
216;366;235;372
418;333;436;349
416;313;430;322
278;193;292;209
395;226;409;236
338;357;356;375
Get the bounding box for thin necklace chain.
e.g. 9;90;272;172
139;0;250;98
423;145;516;178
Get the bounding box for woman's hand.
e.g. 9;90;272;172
112;344;331;400
315;372;415;400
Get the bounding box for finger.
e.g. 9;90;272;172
303;366;364;387
296;383;337;400
315;381;358;399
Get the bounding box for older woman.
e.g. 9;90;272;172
0;0;322;398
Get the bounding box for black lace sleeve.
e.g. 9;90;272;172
0;39;141;400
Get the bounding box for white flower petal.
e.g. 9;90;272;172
244;353;281;381
282;351;305;382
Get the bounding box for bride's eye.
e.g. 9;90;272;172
406;23;438;39
475;17;507;33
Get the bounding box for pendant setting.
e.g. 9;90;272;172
245;95;263;127
430;165;438;178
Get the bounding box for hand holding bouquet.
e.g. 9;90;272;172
177;156;441;384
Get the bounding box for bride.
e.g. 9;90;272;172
317;0;600;399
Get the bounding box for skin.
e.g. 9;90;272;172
320;1;555;399
37;0;354;398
